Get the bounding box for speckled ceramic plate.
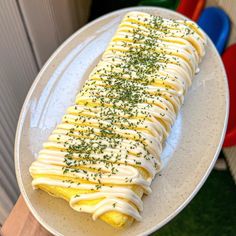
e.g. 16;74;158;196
15;7;228;236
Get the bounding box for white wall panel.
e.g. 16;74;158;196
19;0;91;67
0;0;38;225
0;0;91;225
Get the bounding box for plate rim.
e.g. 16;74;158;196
14;6;229;236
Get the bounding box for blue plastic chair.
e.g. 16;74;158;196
198;7;230;54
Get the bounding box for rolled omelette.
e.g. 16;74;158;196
29;11;207;228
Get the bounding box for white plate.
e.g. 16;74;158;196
15;7;228;236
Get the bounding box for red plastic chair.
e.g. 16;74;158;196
177;0;205;21
222;44;236;147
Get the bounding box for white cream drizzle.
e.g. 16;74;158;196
30;11;206;225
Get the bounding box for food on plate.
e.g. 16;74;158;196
29;11;206;228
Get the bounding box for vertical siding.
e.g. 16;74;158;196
19;0;91;67
0;0;91;225
0;0;38;224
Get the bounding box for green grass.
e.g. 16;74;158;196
152;170;236;236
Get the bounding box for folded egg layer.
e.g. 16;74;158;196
30;11;206;228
